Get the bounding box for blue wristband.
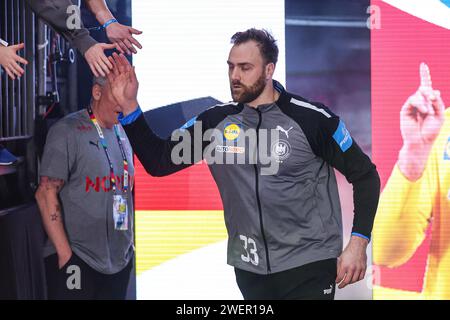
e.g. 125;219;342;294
103;18;118;29
351;232;370;242
118;106;142;125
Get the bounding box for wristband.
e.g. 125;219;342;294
351;232;370;242
103;19;118;29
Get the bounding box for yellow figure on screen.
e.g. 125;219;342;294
373;63;450;299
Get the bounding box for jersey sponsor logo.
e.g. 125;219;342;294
444;137;450;160
271;139;291;163
85;175;135;192
215;145;245;154
275;125;293;138
223;123;241;141
180;116;197;130
333;120;353;152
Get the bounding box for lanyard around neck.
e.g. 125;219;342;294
87;107;129;195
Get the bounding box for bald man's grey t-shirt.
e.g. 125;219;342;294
40;109;135;274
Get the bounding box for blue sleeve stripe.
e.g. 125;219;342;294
118;106;142;125
351;232;370;242
180;116;197;130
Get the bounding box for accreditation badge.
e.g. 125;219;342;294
113;195;128;231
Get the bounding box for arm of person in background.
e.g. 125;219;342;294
373;63;444;267
85;0;142;55
35;115;79;269
35;177;72;269
107;53;208;176
25;0;116;77
0;41;28;80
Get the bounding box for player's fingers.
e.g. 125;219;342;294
430;90;445;118
5;66;16;80
128;36;142;50
94;61;106;77
129;27;143;35
420;62;433;91
407;92;428;115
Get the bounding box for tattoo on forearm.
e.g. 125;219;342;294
40;176;65;192
51;203;62;222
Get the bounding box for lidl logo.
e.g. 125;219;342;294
223;123;241;141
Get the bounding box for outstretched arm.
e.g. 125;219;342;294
107;53;205;176
25;0;117;77
85;0;143;55
0;43;28;80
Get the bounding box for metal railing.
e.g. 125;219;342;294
0;0;35;141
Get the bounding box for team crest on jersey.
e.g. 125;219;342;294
223;123;241;141
272;139;291;163
444;137;450;160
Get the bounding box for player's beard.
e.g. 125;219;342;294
230;72;267;104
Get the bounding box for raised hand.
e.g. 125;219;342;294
398;63;446;181
107;53;139;115
84;42;117;77
0;43;28;80
106;23;142;55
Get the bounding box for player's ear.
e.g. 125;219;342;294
265;62;275;80
92;84;102;101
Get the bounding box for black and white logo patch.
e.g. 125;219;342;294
271;139;291;163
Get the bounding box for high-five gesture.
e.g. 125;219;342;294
398;63;446;181
0;43;28;80
107;53;139;115
106;23;142;55
84;43;118;77
85;0;143;55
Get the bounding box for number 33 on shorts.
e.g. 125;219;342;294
240;235;259;266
